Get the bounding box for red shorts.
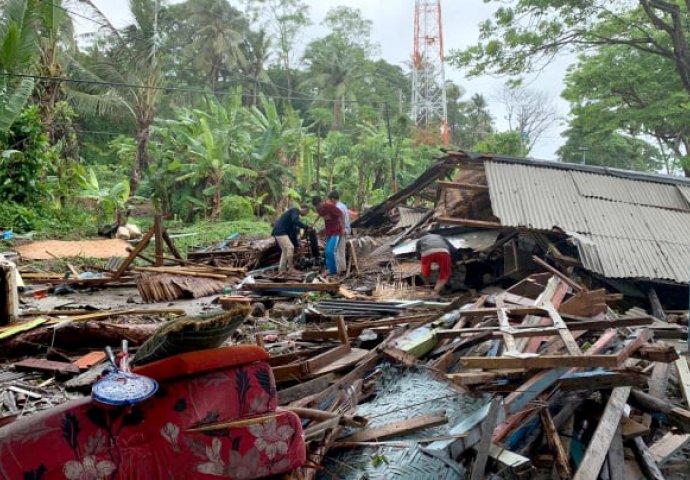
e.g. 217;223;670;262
421;251;452;281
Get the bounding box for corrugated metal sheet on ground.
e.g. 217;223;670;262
485;160;690;283
320;366;484;480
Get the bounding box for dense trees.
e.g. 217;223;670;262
0;0;599;234
452;0;690;174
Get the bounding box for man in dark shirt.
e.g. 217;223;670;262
312;195;343;276
272;204;309;272
415;233;455;295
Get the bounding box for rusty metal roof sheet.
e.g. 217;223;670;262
394;206;430;231
484;159;690;283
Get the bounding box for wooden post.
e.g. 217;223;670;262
336;315;349;346
573;387;632;480
471;397;502;480
154;214;164;267
0;260;19;325
540;409;572;479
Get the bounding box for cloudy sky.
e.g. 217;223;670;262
75;0;572;159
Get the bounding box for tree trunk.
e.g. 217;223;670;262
316;128;321;195
131;119;152;194
212;174;222;221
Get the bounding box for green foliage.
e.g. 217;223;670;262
76;166;130;222
0;200;95;235
0;105;51;203
472;131;523;156
562;44;688;173
221;195;254;221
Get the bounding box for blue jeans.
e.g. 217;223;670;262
325;235;341;275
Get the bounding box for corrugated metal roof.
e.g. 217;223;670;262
394;206;429;231
485;160;690;283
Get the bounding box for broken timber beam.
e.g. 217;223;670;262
340;411;448;443
540;409;572;480
573;387;632;480
436;217;505;229
437;181;489;192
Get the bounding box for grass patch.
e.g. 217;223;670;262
167;219;273;254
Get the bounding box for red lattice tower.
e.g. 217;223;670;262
411;0;449;145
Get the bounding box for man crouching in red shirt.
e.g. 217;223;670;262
415;233;454;295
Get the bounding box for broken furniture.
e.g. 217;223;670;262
0;346;306;479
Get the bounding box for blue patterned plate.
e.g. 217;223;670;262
92;371;158;406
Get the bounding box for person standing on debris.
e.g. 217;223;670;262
272;204;310;273
312;195;343;277
328;191;351;273
416;233;455;295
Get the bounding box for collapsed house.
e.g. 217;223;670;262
354;151;690;308
3;151;690;479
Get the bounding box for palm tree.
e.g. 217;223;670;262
185;0;247;91
303;36;363;130
462;93;494;147
241;29;271;106
0;0;39;133
69;0;164;193
34;0;76;142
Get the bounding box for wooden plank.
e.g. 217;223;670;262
161;229;183;259
470;398;502;480
629;389;690;433
545;304;582;357
278;374;335;405
643;361;670;428
620;418;650;439
0;318;48;340
503;329;618;417
341;411;448;443
604;426;625;480
436;217;505;229
14;358;79;375
429;330;494;372
615;329;653;364
540;409;572;480
674;355;690;409
243;282;341;292
460;354;621;370
305;344;351;373
531;255;585;293
437;181;489;191
497;306;518;354
73;351;107;370
113;226;155;279
154;214;164;266
383;347;421;367
649;432;690;465
558;371;647;391
631;437;666;480
573;387;632;480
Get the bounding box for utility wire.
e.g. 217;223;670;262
38;0;398;105
1;71;392;105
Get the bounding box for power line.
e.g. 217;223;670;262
39;0;395;105
0;71;391;105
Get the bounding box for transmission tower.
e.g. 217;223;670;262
411;0;449;145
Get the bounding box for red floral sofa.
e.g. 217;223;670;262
0;346;305;479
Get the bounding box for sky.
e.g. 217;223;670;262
74;0;573;160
